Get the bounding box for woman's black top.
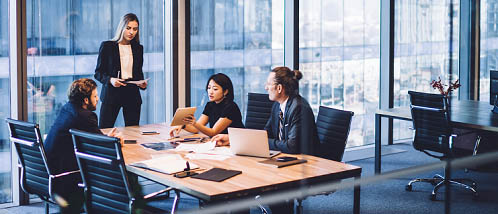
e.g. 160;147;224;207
202;99;245;134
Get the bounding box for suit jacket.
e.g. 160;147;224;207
264;94;319;155
44;102;103;175
94;40;145;105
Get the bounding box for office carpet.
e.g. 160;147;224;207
342;145;406;162
3;143;497;214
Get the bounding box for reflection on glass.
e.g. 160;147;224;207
0;0;12;204
26;0;166;136
480;0;498;101
394;0;459;140
190;0;284;119
299;0;381;147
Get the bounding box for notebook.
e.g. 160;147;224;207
191;168;242;182
258;158;307;168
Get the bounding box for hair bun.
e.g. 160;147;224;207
293;70;303;81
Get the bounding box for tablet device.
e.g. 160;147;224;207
170;107;197;126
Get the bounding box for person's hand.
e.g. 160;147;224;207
169;125;183;137
212;134;230;146
138;80;147;89
183;114;196;126
107;128;124;145
110;77;127;87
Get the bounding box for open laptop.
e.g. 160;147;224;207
228;128;281;158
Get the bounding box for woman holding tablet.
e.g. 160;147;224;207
169;73;244;137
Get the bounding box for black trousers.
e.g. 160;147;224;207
99;102;141;128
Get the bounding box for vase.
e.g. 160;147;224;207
444;95;453;110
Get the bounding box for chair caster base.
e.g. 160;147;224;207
430;193;436;201
473;193;479;201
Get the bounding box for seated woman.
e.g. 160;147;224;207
169;73;244;137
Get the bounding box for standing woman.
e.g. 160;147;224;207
169;73;245;137
94;13;147;128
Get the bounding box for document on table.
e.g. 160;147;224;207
130;154;198;174
185;152;231;161
174;141;216;153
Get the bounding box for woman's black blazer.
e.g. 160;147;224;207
94;40;145;105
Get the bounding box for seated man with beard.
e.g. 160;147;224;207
44;78;121;213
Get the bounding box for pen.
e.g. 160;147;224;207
117;70;120;78
185;161;190;171
183;137;201;140
177;139;197;143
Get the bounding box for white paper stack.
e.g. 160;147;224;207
131;154;198;174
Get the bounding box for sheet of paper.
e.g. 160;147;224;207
174;141;216;153
131;154;198;174
198;147;234;156
185;153;230;161
125;78;150;85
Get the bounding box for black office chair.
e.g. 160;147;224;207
70;129;178;214
406;91;478;200
245;93;274;130
295;106;354;214
6;118;80;214
314;106;354;161
489;70;498;105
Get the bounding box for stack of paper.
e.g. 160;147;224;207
174;141;216;153
131;154;198;174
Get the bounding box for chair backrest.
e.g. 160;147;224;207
314;106;354;162
490;70;498;105
245;93;275;130
408;91;452;155
5;118;52;201
70;129;133;214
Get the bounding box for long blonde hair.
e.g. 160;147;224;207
111;13;140;43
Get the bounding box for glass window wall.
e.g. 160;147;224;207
299;0;381;147
26;0;167;135
0;0;12;205
190;0;284;119
479;0;498;101
393;0;460;140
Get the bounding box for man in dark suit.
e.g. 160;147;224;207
212;66;319;213
44;78;120;213
263;67;319;155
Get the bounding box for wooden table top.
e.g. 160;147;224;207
103;123;362;202
376;100;498;132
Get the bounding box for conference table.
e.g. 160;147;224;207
103;123;362;213
375;100;498;174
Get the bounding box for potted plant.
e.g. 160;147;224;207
430;76;461;107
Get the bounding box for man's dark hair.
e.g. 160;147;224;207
205;73;235;101
271;66;303;96
68;78;97;106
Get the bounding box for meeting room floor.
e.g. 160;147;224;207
2;142;498;214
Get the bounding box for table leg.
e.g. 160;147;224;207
375;113;382;174
171;189;180;214
354;175;361;214
388;118;393;145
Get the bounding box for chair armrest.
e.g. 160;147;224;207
51;170;80;178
